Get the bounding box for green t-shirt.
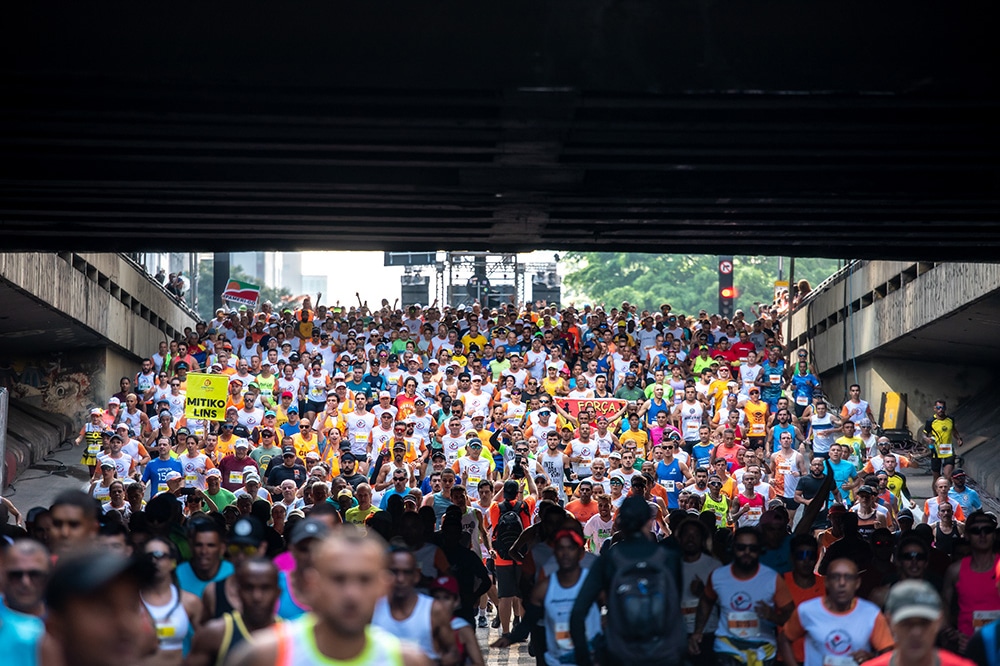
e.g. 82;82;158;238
614;385;645;402
206;487;237;511
250;444;282;471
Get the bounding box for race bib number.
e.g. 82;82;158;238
795;395;809;406
554;621;574;651
468;475;481;487
769;374;781;385
727;611;760;638
777;463;792;475
354;432;368;443
750;424;766;436
156;625;176;639
157;483;168;494
747;506;763;521
660;480;676;492
228;471;243;485
684;421;699;437
973;610;1000;629
682;599;699;633
937;442;953;457
87;441;101;455
185;473;198;486
823;658;857;666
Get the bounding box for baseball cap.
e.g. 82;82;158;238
100;460;115;470
234;439;250;449
229;517;266;546
884;580;942;623
108;397;121;405
165;471;183;482
305;451;320;460
205;469;222;478
952;468;967;479
337;488;354;499
290;518;331;545
608;451;622;460
828;503;848;515
90;407;102;416
430;575;459;597
379;390;391;399
857;485;875;495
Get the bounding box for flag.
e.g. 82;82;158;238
221;279;260;307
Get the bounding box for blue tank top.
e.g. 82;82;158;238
645;398;670;425
276;570;309;620
771;423;795;452
655;458;685;509
692;442;714;471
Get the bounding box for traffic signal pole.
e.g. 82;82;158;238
718;255;735;318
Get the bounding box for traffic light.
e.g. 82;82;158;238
718;256;735;317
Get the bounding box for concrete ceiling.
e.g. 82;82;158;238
0;280;106;355
1;1;998;259
875;291;1000;363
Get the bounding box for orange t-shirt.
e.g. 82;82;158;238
780;572;825;663
489;497;536;566
565;498;600;524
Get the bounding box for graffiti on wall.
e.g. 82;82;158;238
0;349;105;424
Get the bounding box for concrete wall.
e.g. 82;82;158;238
0;252;199;358
789;262;1000;372
819;357;995;437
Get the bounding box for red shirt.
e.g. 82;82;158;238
731;341;756;362
489;497;536;566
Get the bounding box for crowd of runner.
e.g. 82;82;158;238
0;295;996;666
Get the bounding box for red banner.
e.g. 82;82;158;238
555;398;626;418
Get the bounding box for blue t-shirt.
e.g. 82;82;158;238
142;457;184;495
692;442;714;471
0;601;44;666
176;560;234;599
949;487;982;515
790;373;819;402
655;459;685;509
828;459;857;498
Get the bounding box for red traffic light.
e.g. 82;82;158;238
720;286;736;299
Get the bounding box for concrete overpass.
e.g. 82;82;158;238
1;1;999;259
787;261;1000;493
0;253;198;485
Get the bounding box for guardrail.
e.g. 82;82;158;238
119;253;201;322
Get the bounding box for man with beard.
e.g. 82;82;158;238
690;527;794;665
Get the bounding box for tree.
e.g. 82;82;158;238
562;253;841;315
196;259;294;320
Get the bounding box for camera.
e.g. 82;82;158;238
512;455;525;478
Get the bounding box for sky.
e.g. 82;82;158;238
301;250;564;308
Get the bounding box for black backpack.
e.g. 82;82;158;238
493;500;526;560
604;542;686;664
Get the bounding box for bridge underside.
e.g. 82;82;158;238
2;1;998;259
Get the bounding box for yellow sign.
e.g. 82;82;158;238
184;373;229;421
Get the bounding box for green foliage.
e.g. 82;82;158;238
196;259;293;320
562;253;841;315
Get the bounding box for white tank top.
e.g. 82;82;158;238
544;568;602;665
680;401;704;441
539;451;566;499
142;584;190;652
276;619;403;666
810;414;835;454
371;595;438;660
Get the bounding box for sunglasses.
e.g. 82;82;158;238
968;526;995;536
793;550;817;561
6;569;47;583
733;544;761;553
147;550;170;561
899;551;928;561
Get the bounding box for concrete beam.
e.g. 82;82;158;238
0;252;199;360
790;262;1000;373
